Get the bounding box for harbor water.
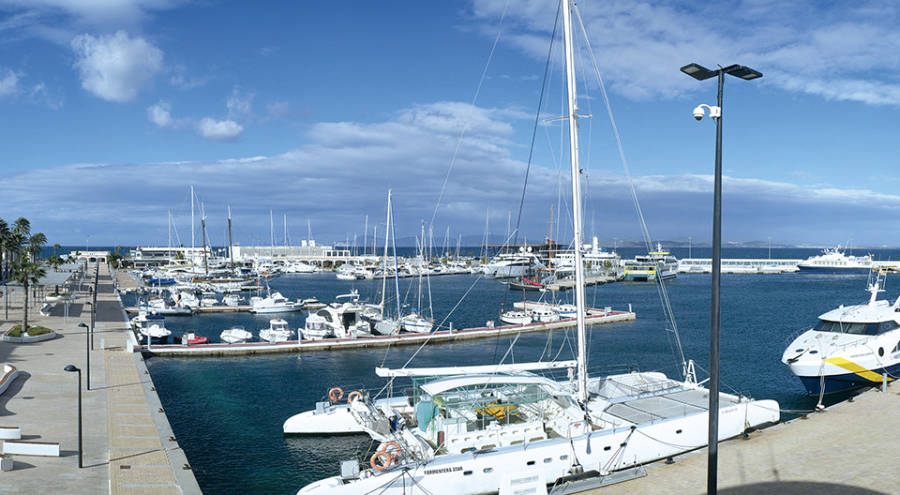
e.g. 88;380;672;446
140;248;900;494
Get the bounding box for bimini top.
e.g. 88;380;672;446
419;374;565;397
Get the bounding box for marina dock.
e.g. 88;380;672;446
589;386;898;495
544;274;618;291
131;308;635;357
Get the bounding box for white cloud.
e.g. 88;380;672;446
470;0;900;106
70;30;163;103
226;86;254;119
196;117;243;141
147;101;173;127
0;69;19;98
0;0;186;28
3;100;899;245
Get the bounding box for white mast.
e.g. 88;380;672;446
364;215;368;257
190;184;195;269
562;0;589;404
381;191;391;316
270;209;275;258
283;213;288;247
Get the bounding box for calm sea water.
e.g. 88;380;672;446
141;248;900;494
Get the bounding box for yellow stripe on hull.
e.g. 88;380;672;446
823;357;895;383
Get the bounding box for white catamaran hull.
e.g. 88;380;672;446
297;398;778;494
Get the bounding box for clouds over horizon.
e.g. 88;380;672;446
2;100;898;246
471;0;900;106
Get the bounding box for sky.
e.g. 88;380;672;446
1;0;900;248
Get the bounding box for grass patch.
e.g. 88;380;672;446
7;325;53;337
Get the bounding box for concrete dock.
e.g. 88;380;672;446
133;308;636;357
0;263;200;494
587;386;898;495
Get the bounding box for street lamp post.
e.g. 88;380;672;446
63;365;82;468
77;322;90;391
85;301;95;350
680;62;762;495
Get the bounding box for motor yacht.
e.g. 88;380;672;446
797;246;873;274
782;275;900;394
250;291;300;313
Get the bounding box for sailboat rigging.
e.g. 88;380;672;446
289;2;779;494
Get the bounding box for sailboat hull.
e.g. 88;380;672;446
296;398;779;494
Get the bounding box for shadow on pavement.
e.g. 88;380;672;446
721;481;887;495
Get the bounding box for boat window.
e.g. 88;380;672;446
878;321;899;334
814;320;879;335
316;310;333;322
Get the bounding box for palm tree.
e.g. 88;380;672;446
28;233;47;261
12;259;45;333
53;243;61;258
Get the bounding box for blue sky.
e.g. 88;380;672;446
2;0;900;248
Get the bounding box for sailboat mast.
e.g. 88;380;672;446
200;205;208;276
562;0;589;404
381;192;391;316
270;210;275;258
364;215;368;258
190;185;195;270
227;205;234;270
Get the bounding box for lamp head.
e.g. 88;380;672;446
78;322;88;328
64;365;79;372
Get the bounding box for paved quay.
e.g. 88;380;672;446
0;263;200;494
589;386;898;495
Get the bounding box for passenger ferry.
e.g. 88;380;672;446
623;242;677;281
782;274;900;394
797;246;873;274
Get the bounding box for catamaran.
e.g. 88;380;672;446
289;2;779;493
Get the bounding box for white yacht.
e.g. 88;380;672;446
140;296;193;316
303;293;372;340
499;310;532;326
223;293;243;307
400;312;434;333
249;291;300;313
797;246;873;274
530;307;560;323
289;4;780;493
259;318;294;342
220;326;253;344
482;247;544;279
782;274;900;394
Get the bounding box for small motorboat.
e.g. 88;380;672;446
176;331;210;345
220;326;253;344
260;318;294;342
555;304;578;318
500;310;532;326
223;293;243;307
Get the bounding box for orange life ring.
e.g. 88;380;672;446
370;450;394;471
381;440;402;455
328;387;343;402
347;390;363;403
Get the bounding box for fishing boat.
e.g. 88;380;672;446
782;273;900;394
259;318;294;342
132;313;172;344
220;326;253;344
290;3;779;493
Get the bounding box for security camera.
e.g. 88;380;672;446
692;105;705;121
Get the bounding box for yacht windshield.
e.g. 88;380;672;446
815;320;899;335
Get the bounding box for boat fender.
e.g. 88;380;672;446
328;387;343;402
347;391;363;403
370;451;394;471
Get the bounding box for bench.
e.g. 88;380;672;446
0;365;19;396
2;440;60;457
0;427;20;440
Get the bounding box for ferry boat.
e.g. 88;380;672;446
782;275;899;394
797;246;873;274
623;243;677;281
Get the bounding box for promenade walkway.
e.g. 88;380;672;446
0;262;199;494
589;387;897;494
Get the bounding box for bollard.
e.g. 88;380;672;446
449;322;453;334
883;373;888;393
